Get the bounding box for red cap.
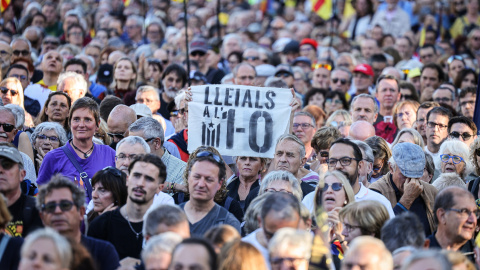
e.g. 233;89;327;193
353;64;374;77
300;38;318;51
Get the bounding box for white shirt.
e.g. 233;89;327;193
424;145;440;161
302;191;315;215
24;84;52;111
356;183;395;218
242;229;271;269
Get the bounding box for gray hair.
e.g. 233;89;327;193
292;67;307;81
141;232;183;262
326;109;353;127
350;94;379;114
346;236;393;270
36;174;85;211
401;250;451;270
143;205;188;237
31;122;68;146
135;45;154;61
264;76;288;88
10;36;32;52
268;228;312;260
116;136;150;154
23;26;44;40
174;90;185;108
145;16;166;35
0;107;16;126
352;140;374;163
294;111;316;128
332;67;353;83
129;117;165;145
276;134;306;163
381;212;425;252
127;14;145;28
57;71;88;93
258;170;303;202
392;246;418;256
76;54;95;70
223;33;243;51
4;104;24;128
21;228;72;268
435;139;473;179
337;52;358;66
432;172;467;191
391;128;425;149
136;85;160;101
243;193;269;234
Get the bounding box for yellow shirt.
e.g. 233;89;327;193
36;79;57;91
450;15;480;39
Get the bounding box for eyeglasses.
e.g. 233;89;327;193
9;74;27;81
12;50;29;56
325;98;343;105
318;151;329;158
433;97;452;103
373;164;383;172
447;55;464;65
37;134;59;142
191;51;205;57
450;131;473;141
446;208;480;219
275;72;292;78
0;87;18;96
102;166;122;177
343;222;362;232
115;154;138;161
197;151;224;164
243;56;259;61
440;154;465;164
145;137;156;143
314;63;332;70
396;111;412;118
271;257;307;268
322;182;343;192
460;100;475;107
401;94;414;100
43;40;60;45
107;132;125;140
170;110;179;117
0;158;17;170
264;188;293;194
332;78;347;85
41;200;75;213
330;121;346;128
0;123;15;132
326;157;360;168
427;121;448;130
0;50;10;56
69;32;83;37
293;123;314;129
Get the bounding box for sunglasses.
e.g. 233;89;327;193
322;182;343;192
0;123;15;132
0;158;17;170
197;151;223;164
332;78;347;85
401;94;414;100
325;98;343;105
170;110;179;117
243;56;259;61
449;131;473;141
314;64;332;70
107;132;125;140
318;151;329;158
12;50;29;56
43;40;60;45
41;200;75;213
102;166;122;177
0;87;18;96
191;51;206;57
276;72;292;78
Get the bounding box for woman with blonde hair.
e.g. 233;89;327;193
393;100;420;130
391;128;425;149
219;240;267;270
325;109;352;138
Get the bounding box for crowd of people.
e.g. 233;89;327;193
2;0;480;269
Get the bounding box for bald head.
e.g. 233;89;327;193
349;120;376;141
107;105;137;142
381;67;402;80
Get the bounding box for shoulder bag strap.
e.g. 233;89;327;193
0;234;10;259
61;145;92;200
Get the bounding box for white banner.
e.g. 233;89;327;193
188;85;292;158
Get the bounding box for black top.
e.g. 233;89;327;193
0;233;22;270
81;235;120;270
226;177;260;212
179;203;241;237
158;93;171;120
427;232;475;263
7;193;43;237
205;68;225;84
87;208;143;260
173;192;244;222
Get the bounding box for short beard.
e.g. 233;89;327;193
165;87;178;99
338;167;359;187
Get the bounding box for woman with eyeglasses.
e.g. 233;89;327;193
324;91;348;116
436;139;473;181
87;166;127;224
30;122;68;173
37;97;116;203
393;100;420;131
256;171;303;201
365;136;392;183
36;92;72;138
226;156;267;212
447;55;466;82
339;200;389;246
325;110;353;138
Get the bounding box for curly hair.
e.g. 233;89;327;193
470;137;480;176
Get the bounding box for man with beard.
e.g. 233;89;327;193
158;64;187;120
88;154;167;260
0;41;12;77
328;138;394;217
370;143;437;236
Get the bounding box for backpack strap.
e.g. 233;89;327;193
223;196;233;211
0;234;10;259
61;145;92;200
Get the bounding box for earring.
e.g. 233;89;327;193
344;200;348;205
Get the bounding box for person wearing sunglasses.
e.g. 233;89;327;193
189;37;225;85
448;116;477;147
310;126;341;174
274;64;295;88
87;166;127;224
106;104;137;148
432;84;456;108
447;55;466;83
37;174;120;269
324;91;348;116
30;122;67;173
0;77;34;127
330;68;352;96
436;140;473;182
365;136;392;182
